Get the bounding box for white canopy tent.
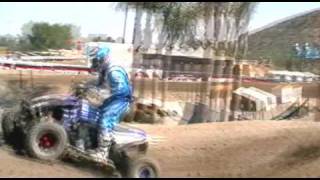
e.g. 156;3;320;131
248;87;277;109
234;87;267;111
234;87;277;111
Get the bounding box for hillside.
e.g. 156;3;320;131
247;8;320;73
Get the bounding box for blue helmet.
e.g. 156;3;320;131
86;43;111;70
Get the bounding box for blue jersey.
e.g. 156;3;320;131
98;65;133;100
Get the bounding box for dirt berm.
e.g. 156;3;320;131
1;120;320;177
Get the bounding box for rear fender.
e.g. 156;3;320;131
30;94;70;104
30;94;70;110
116;141;148;159
112;124;148;157
23;95;70;123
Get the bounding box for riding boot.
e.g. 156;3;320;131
88;129;113;164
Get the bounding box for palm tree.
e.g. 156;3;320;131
122;4;128;44
115;2;258;120
197;2;215;108
116;2;146;67
229;2;258;120
152;2;201;107
116;2;197;61
191;2;258;121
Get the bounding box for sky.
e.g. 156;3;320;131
0;2;320;43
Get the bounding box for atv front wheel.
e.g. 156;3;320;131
25;122;67;161
126;156;160;178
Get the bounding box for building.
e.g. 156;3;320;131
271;84;303;104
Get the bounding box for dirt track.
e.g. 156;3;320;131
143;120;320;178
0;147;99;178
0;72;320;177
1;120;320;177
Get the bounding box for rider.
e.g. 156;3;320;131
85;42;133;162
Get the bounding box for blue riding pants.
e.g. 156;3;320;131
99;97;130;131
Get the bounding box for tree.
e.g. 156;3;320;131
69;24;81;40
202;2;258;121
149;3;202;107
116;2;143;67
114;2;258;120
115;2;166;103
150;2;258;119
122;4;129;44
116;37;124;43
92;36;103;42
16;35;32;51
21;21;35;37
0;34;33;51
105;36;116;43
116;2;167;66
0;21;78;51
0;35;18;50
92;36;115;43
27;22;74;50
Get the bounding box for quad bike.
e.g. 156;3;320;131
1;84;160;178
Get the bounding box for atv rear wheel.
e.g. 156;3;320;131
126;156;160;178
25;122;67;161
